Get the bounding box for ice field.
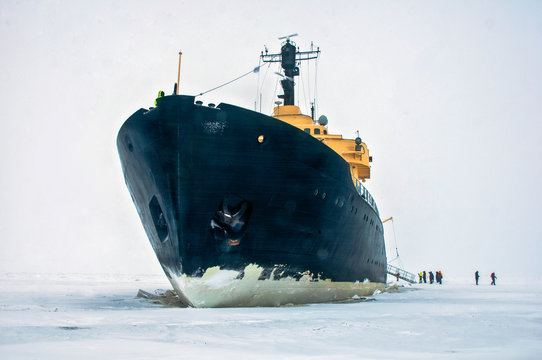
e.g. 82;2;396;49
0;273;541;359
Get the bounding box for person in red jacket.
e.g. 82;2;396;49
490;272;497;285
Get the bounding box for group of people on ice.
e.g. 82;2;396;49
475;271;497;285
418;270;443;284
398;270;498;286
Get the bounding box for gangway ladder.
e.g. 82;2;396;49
387;263;417;283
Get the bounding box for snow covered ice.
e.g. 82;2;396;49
1;273;541;359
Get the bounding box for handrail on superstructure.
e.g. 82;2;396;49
354;178;378;215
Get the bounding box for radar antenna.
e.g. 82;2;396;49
274;71;294;83
278;33;298;41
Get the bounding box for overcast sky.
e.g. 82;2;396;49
1;0;541;281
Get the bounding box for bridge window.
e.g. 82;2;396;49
314;128;321;135
304;128;310;133
324;130;327;134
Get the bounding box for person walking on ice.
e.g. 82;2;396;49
490;272;497;285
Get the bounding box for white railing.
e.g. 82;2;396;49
354;178;379;215
387;263;417;283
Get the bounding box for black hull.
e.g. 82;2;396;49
117;95;387;304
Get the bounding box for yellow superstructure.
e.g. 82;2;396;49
273;105;371;183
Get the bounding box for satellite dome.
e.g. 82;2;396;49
355;137;362;145
318;115;328;126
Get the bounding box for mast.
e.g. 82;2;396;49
176;51;182;95
260;35;320;106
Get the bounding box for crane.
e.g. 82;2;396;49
382;216;416;283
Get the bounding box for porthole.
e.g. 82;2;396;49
313;189;319;196
257;135;265;143
322;192;327;200
335;198;339;206
125;136;134;152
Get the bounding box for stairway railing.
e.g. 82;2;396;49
387;263;416;283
